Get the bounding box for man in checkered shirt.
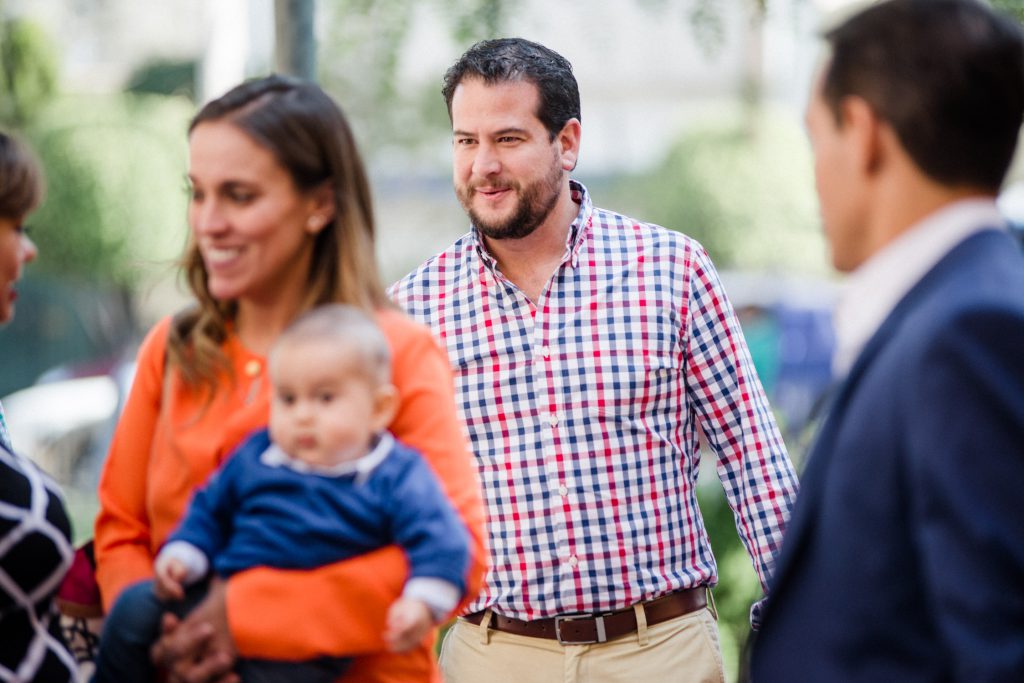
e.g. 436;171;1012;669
390;37;799;682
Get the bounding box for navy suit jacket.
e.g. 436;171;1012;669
752;229;1024;682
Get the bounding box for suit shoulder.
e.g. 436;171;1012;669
911;234;1024;330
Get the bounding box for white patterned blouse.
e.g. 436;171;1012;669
0;424;76;682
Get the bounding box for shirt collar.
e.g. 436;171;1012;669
832;198;1006;377
472;179;594;270
259;431;394;484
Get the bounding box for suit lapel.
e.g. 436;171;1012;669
765;231;1000;600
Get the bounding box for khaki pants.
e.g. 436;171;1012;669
439;607;726;683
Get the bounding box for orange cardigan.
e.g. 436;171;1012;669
94;309;487;682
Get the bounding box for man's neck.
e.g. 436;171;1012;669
856;175;993;270
482;185;580;303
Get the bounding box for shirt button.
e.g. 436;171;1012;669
568;555;578;567
548;413;559;427
244;359;261;377
558;485;569;497
540;346;550;359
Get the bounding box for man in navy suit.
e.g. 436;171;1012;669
751;1;1024;681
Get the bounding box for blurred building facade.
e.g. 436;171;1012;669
4;0;821;164
4;0;273;99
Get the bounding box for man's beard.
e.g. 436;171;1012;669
458;158;564;241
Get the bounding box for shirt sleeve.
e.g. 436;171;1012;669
94;317;172;611
225;311;488;660
166;445;246;564
683;245;799;592
386;450;471;592
155;541;209;586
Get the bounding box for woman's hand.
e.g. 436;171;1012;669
151;578;240;683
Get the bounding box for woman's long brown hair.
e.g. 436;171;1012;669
168;75;389;396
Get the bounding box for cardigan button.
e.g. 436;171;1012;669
244;359;262;377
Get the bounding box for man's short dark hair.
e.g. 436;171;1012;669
823;0;1024;192
442;38;581;140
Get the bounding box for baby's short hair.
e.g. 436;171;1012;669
272;304;391;385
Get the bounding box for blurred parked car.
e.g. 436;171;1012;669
2;354;136;491
720;271;837;453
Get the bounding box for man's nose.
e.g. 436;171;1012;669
472;141;502;178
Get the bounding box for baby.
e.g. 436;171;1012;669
94;304;470;682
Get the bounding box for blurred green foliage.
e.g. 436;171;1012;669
126;58;197;100
26;94;193;288
609;107;826;273
320;0;772;159
699;481;762;682
992;0;1024;23
0;16;58;126
320;0;521;155
442;0;520;44
1;14;193;292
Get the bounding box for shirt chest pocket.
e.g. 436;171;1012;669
577;341;680;419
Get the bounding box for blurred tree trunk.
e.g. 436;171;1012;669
275;0;316;80
741;0;767;138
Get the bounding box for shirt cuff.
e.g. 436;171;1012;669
402;577;461;623
155;540;209;585
749;596;766;631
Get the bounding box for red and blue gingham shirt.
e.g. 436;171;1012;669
390;182;798;619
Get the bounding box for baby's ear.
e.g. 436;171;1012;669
372;383;399;431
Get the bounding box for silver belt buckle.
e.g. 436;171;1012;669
554;614;607;645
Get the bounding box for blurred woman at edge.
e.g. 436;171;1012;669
0;131;78;682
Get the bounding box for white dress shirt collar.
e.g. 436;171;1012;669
260;431;395;484
832;198;1006;377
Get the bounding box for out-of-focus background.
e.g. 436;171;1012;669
1;0;1022;679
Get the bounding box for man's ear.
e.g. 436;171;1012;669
557;118;582;172
841;96;885;176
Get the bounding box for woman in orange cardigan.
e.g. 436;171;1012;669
93;75;486;683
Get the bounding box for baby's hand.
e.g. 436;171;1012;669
384;598;434;653
154;558;188;601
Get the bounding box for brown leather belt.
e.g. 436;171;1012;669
462;587;707;645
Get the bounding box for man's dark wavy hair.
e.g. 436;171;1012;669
442;38;580;140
